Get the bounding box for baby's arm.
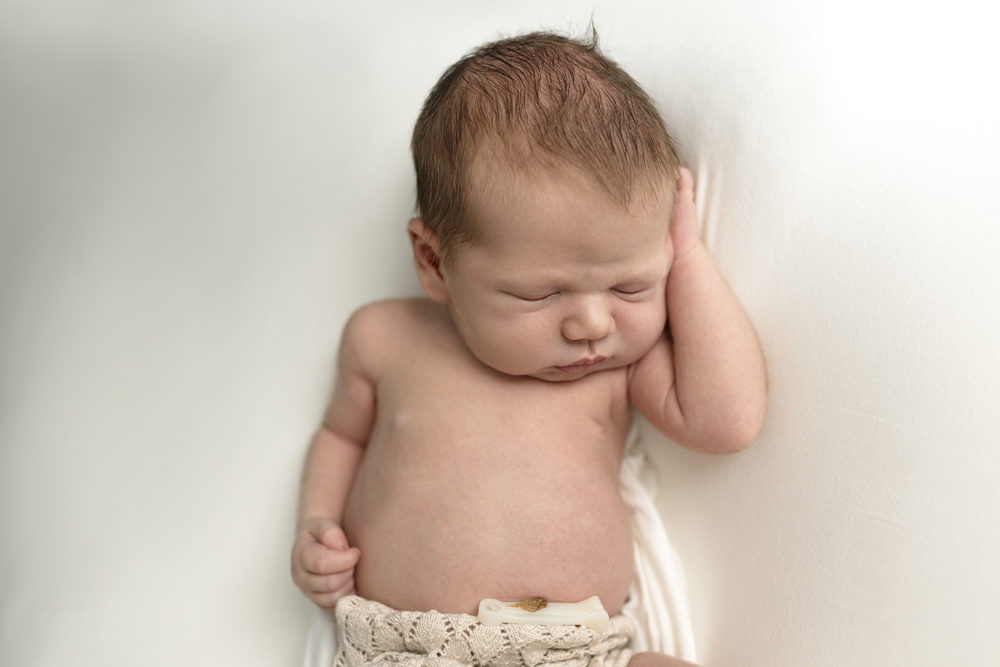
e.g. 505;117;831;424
291;310;377;614
629;167;767;454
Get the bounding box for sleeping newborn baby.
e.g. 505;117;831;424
292;31;766;667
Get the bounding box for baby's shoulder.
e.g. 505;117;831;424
343;297;418;332
339;298;449;370
343;298;442;336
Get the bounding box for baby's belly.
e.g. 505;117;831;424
343;429;635;616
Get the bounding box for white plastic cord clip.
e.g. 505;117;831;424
477;596;609;633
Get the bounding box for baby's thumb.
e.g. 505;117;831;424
332;546;362;570
316;522;350;551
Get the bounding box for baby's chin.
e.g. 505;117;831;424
530;371;599;383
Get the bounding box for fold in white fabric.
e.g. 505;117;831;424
617;421;696;662
303;418;696;666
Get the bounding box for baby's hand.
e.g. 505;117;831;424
291;517;361;616
670;167;700;260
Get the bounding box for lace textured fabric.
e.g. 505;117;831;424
333;596;636;667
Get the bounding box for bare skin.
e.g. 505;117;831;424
630;652;700;667
291;167;766;664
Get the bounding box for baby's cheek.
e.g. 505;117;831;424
504;326;548;359
626;306;667;354
476;322;545;373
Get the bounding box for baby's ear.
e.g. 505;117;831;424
407;218;451;303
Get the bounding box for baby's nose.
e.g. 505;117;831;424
562;296;615;341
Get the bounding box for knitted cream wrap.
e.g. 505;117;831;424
333;596;636;667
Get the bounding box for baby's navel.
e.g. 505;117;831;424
511;598;547;612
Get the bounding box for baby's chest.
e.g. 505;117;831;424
375;362;630;460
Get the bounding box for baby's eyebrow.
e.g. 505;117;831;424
494;258;667;290
496;281;559;294
493;272;562;289
619;270;664;281
614;267;668;284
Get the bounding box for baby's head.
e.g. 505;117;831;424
411;30;680;262
409;31;681;381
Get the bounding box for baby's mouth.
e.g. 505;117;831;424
554;356;606;373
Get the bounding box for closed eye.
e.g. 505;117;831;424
505;291;557;302
613;286;653;297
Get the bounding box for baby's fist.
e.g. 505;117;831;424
291;517;361;615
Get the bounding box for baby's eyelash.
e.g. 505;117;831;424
613;286;651;296
506;291;556;302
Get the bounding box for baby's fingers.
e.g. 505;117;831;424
676;166;694;196
303;544;361;575
308;569;356;595
314;579;357;615
314;521;350;551
670;166;700;259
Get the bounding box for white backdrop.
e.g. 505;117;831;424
2;1;999;665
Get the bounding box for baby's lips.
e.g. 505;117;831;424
555;356;606;373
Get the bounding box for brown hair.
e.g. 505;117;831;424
411;30;680;258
